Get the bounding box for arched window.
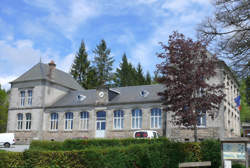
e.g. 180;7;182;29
25;113;32;130
132;109;142;129
96;111;106;120
17;113;23;130
50;113;58;130
80;112;89;130
65;112;73;130
113;110;124;129
151;108;162;129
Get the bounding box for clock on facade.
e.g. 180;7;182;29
99;91;104;98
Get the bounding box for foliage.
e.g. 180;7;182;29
29;138;163;151
1;139;222;168
246;76;250;106
115;53;152;87
200;139;221;168
198;0;250;77
93;39;114;86
70;40;92;89
0;85;8;133
157;31;225;141
232;163;246;168
240;79;250;122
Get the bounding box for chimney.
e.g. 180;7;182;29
48;60;56;79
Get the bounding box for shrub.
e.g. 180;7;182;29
200;139;221;168
29;140;63;151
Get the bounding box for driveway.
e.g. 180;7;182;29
0;145;29;152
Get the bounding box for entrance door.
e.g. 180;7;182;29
96;111;106;138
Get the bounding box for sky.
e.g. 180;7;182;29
0;0;214;90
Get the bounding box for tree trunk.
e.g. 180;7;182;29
194;124;198;142
163;110;167;137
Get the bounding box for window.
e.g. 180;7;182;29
151;108;162;129
17;113;23;130
114;110;124;129
132;109;142;129
28;90;32;105
25;113;31;130
140;90;149;97
80;112;89;130
65;112;73;130
50;113;58;131
197;112;206;127
20;91;25;106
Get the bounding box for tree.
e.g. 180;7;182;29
145;71;152;85
0;85;8;133
246;76;250;106
70;40;91;89
135;63;146;85
115;53;131;87
157;32;224;142
86;67;99;89
93;39;114;87
198;0;250;77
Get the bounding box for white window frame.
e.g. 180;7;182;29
113;110;124;130
50;113;58;131
17;113;23;130
27;90;32;105
20;91;25;106
197;112;206;127
132;109;142;129
25;113;32;130
65;112;73;130
79;112;89;130
150;108;162;129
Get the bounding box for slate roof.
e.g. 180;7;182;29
50;84;165;107
11;63;83;90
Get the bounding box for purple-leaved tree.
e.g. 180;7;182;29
157;32;225;142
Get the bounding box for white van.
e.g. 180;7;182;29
0;133;15;148
133;130;159;139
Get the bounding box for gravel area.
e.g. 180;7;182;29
0;145;29;152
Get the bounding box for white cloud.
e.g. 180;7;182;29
24;0;100;39
0;76;17;90
0;39;76;89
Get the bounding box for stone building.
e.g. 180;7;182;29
7;60;241;144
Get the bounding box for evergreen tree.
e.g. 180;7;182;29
70;40;90;89
0;85;8;133
136;63;146;85
93;39;114;86
86;67;99;89
145;71;152;85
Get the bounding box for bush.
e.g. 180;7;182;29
2;138;222;168
200;139;221;168
30;138;164;151
29;140;63;151
232;163;246;168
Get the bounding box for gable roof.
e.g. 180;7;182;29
11;63;83;90
49;84;164;108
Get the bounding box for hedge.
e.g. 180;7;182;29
29;138;165;151
0;139;221;168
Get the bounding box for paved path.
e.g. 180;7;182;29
0;145;29;152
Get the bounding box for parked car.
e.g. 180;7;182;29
0;133;15;148
133;130;159;139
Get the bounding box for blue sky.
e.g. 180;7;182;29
0;0;214;89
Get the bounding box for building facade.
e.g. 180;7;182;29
7;61;241;144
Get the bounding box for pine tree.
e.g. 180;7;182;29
115;53;131;87
136;63;146;85
70;41;90;89
145;71;152;85
93;39;114;87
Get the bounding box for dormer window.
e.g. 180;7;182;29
20;91;25;106
77;95;86;101
140;90;149;97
